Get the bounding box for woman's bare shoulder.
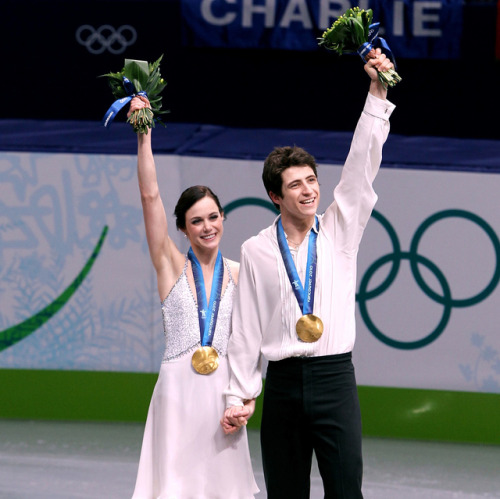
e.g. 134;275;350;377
225;258;240;285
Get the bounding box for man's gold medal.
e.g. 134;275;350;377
296;314;324;343
191;346;219;374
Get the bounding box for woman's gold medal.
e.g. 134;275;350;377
296;314;324;343
191;346;219;375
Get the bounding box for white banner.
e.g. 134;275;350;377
355;167;500;393
1;151;499;394
0;152;277;373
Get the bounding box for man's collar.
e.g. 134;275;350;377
273;214;320;233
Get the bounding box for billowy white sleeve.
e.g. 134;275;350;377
224;245;264;407
322;92;395;250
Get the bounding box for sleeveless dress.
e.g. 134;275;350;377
131;258;259;499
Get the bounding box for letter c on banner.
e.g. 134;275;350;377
201;0;237;25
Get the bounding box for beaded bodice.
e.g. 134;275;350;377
161;258;235;362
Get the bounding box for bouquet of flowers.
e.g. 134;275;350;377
100;55;168;134
318;7;402;88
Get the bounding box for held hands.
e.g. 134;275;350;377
221;399;256;435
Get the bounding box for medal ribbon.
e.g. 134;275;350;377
188;248;224;347
357;23;397;69
102;76;148;128
276;217;319;316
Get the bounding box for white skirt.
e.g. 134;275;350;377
131;353;259;499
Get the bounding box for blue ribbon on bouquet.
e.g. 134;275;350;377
357;23;397;69
102;76;148;128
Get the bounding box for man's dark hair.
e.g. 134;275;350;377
262;146;318;210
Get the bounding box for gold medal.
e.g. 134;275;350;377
296;314;324;343
191;346;219;375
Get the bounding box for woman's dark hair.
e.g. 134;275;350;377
262;146;318;210
174;185;224;230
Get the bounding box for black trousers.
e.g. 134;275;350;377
261;353;363;499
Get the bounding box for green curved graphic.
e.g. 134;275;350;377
0;226;109;352
224;197;278;216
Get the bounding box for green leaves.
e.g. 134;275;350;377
377;68;402;88
122;59;149;92
100;55;168;134
319;7;373;55
318;7;402;88
127;107;155;134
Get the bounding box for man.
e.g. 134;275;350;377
222;49;396;498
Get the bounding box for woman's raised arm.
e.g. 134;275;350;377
131;97;184;297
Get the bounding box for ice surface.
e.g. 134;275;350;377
0;420;498;498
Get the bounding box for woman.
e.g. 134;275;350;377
129;97;258;499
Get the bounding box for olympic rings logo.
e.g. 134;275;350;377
357;209;500;350
75;25;137;54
